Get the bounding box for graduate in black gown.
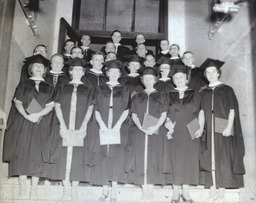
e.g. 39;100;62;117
20;44;49;82
182;51;208;91
111;30;130;60
165;64;204;203
130;34;154;55
44;54;69;87
79;34;95;62
120;55;144;97
50;58;94;201
199;59;245;203
155;56;175;93
127;67;170;200
156;39;171;61
84;52;108;87
169;44;183;64
144;53;156;68
63;39;75;62
3;55;54;199
90;60;130;201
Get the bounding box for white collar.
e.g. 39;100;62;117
29;76;45;81
159;77;171;82
161;50;169;54
106;81;120;87
175;86;188;91
170;56;180;60
81;46;90;50
114;43;121;47
209;81;223;87
90;68;103;74
50;70;63;75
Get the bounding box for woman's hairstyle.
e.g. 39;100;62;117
111;30;122;37
28;63;47;77
70;46;84;55
68;66;85;80
170;44;180;50
203;66;222;79
33;44;47;54
50;53;64;61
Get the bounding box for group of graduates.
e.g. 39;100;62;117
3;30;245;203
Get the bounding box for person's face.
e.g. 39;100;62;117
90;54;104;71
70;66;84;80
31;63;45;77
112;32;122;44
107;68;121;81
64;41;75;54
105;53;117;61
81;35;91;47
172;72;187;88
144;55;156;67
128;62;140;74
136;34;145;45
160;40;169;52
205;66;220;83
51;56;64;72
159;64;171;77
136;44;147;57
71;48;83;59
142;74;156;88
105;43;116;53
182;53;195;67
34;46;47;58
169;45;179;57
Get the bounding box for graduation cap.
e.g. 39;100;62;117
138;66;158;76
64;57;87;67
171;64;190;76
200;58;225;70
123;55;143;63
156;56;172;67
25;54;49;66
102;60;123;75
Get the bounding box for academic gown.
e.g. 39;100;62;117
82;48;95;62
188;67;208;91
155;79;175;94
20;59;50;82
126;91;172;185
3;79;54;177
89;84;130;185
167;88;201;185
44;73;69;87
49;83;94;181
85;70;108;88
199;84;245;188
120;75;144;98
156;53;172;61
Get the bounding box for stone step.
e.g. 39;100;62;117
0;178;242;203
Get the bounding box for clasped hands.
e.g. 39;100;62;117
99;123;121;133
139;125;158;136
165;120;175;139
25;112;41;123
60;124;87;138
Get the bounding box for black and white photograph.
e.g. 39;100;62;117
0;0;255;202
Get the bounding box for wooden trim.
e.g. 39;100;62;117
58;18;81;54
72;0;81;30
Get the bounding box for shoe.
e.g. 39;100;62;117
98;194;108;201
110;197;117;202
72;185;79;201
181;194;195;203
29;186;38;199
171;193;180;203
